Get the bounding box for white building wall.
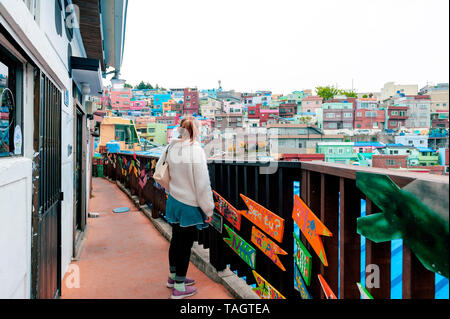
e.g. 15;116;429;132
0;0;90;297
0;158;32;299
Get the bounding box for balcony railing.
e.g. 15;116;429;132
101;152;449;299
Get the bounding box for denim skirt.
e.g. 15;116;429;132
165;195;209;230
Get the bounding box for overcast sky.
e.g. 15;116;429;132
120;0;449;94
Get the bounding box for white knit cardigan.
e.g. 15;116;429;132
155;138;215;217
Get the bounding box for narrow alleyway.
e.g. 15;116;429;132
61;178;233;299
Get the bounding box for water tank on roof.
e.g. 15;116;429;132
106;141;121;153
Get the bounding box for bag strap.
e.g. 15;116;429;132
163;144;171;165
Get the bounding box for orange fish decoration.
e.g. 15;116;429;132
318;274;337;299
240;194;285;243
292;195;332;266
251;227;287;271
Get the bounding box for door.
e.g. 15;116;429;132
37;73;62;299
75;108;83;231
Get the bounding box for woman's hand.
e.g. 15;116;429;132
205;216;212;224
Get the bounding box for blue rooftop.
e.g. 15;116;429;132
417;147;436;153
385;143;409;147
354;141;385;147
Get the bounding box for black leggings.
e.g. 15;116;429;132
168;223;197;282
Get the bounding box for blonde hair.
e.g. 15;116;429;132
179;116;200;143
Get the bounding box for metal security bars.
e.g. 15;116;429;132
36;72;62;299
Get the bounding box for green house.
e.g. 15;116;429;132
418;148;439;166
316;142;358;164
138;123;167;145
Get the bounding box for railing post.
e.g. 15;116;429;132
402;245;435;299
339;177;361;299
320;173;340;299
307;170;323;299
365;198;391;299
281;166;301;300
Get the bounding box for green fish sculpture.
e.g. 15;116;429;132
356;172;449;278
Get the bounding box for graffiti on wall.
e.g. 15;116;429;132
251;226;287;271
223;224;256;269
356;172;449;278
252;270;286;300
292;195;332;267
293;232;312;286
294;263;312;299
240;194;285;243
213;191;243;231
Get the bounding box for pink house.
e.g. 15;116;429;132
223;101;244;114
302;96;323;113
130;100;147;110
110;88;132;109
260;109;279;126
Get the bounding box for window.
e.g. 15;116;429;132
399;111;406;117
356;124;361;128
328;123;337;129
148;128;155;133
373;122;378;128
249;110;255;115
55;0;63;36
344;113;353;118
343;123;352;128
326;113;335;118
298;143;303;148
391;111;398;116
121;94;129;98
328;148;333;154
338;148;344;154
357;112;362;117
0;45;23;157
386;159;397;166
115;129;125;141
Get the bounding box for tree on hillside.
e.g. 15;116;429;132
315;86;340;100
124;83;133;88
135;81;153;90
339;89;358;98
362;94;368;98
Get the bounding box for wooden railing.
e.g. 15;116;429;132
102;152;449;299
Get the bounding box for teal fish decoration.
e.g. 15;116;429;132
356;172;449;278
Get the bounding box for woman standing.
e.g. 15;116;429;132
155;116;215;299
